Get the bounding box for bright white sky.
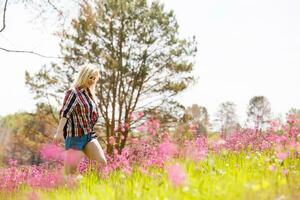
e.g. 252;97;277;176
0;0;299;124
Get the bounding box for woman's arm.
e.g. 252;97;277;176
53;117;68;143
54;89;77;143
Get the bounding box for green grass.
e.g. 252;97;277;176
2;151;300;200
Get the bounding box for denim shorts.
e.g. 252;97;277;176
65;132;97;150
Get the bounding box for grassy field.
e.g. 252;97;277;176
1;151;299;200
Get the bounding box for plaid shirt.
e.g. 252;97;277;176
60;86;99;138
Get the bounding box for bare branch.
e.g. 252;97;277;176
0;46;75;59
0;0;8;32
47;0;63;16
45;93;59;123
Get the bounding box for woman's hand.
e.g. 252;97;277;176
53;130;64;144
53;117;68;144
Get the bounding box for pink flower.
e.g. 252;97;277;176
40;143;65;161
131;111;144;120
109;136;115;145
27;191;40;200
216;139;226;145
136;124;146;132
276;152;288;161
282;169;289;175
159;140;178;159
130;137;138;144
139;167;148;175
287;114;296;125
167;164;187;187
113;148;118;155
137;111;144;119
268;165;276;171
8;159;18;167
121;166;132;175
268;119;281;132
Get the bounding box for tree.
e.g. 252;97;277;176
26;0;197;154
144;106;182;130
0;110;55;165
182;104;210;136
214;101;239;136
246;96;271;131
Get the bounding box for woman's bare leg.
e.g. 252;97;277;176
83;139;107;166
64;149;84;175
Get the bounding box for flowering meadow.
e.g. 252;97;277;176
0;115;299;200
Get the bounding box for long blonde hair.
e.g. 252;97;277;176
72;64;100;101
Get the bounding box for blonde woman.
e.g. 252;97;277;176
53;64;107;175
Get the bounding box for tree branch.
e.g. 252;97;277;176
0;0;74;58
47;0;63;17
0;0;8;32
0;46;71;59
46;93;59;123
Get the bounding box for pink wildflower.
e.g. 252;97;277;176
40;143;65;161
282;169;289;175
27;191;40;200
268;165;276;172
276;152;288;161
167;164;187;187
109;136;115;145
159;140;178;159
